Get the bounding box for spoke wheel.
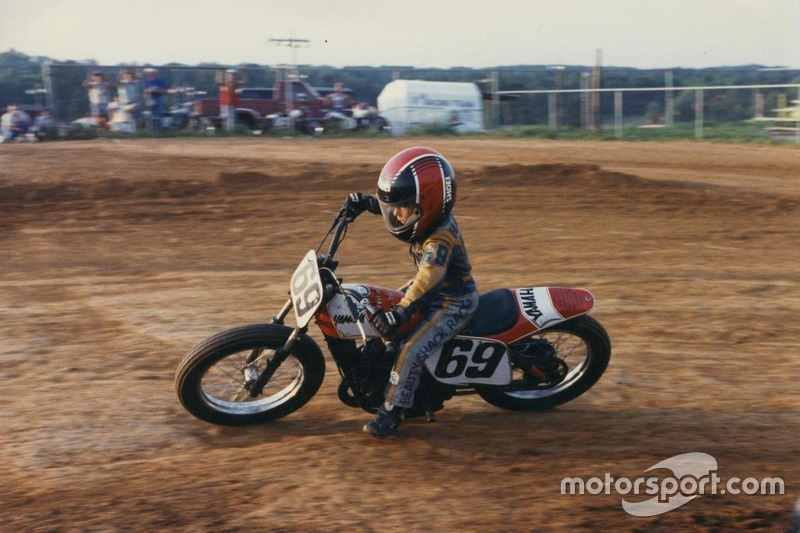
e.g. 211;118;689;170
477;315;610;411
175;325;325;425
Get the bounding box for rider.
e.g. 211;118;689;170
344;147;479;438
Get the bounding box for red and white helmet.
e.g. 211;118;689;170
375;147;456;243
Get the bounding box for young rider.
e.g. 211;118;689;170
344;147;479;438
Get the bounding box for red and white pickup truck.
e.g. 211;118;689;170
195;79;343;133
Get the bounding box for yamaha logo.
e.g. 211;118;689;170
517;288;543;322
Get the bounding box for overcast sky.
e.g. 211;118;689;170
0;0;798;69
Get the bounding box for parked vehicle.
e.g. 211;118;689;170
195;80;334;133
323;103;390;133
175;205;611;427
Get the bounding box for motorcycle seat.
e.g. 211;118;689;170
461;288;519;337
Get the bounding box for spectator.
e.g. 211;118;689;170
327;82;353;113
0;105;13;142
143;68;168;132
82;71;112;131
215;68;247;132
31;108;56;141
117;69;141;130
1;105;31;143
109;96;136;134
13;107;32;140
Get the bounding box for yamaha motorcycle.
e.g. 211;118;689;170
175;207;611;426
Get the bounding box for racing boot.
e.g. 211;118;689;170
363;404;403;438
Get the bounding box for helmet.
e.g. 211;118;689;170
376;147;456;242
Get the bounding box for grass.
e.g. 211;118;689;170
485;122;797;144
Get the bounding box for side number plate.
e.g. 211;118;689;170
425;336;512;385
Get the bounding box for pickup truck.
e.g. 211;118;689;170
194;80;346;133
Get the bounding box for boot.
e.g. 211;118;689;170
362;404;402;438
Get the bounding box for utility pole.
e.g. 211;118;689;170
268;37;310;131
268;37;310;74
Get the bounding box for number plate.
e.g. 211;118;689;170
290;250;323;328
425;336;512;385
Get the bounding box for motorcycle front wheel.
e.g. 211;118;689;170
476;314;610;411
175;324;325;426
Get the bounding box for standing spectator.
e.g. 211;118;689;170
143;68;168;132
215;68;247;132
1;105;14;143
117;69;141;130
31;108;56;141
1;105;31;143
13;107;32;140
327;82;353;113
82;71;112;131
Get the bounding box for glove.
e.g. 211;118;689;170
370;307;408;339
343;192;379;217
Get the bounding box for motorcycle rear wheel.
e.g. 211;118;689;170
175;324;325;426
476;315;610;411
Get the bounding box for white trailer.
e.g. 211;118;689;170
377;80;484;135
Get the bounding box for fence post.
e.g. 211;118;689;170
580;73;590;130
796;86;800;145
491;70;500;129
665;71;674;127
753;89;764;119
548;93;557;131
695;89;704;140
41;61;55;115
614;91;623;139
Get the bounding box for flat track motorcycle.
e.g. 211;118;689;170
175;208;611;426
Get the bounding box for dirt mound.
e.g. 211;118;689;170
465;163;798;214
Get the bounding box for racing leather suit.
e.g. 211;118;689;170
385;213;479;410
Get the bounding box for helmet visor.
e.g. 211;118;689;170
378;198;421;235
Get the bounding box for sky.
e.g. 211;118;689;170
0;0;798;69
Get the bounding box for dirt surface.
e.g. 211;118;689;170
1;137;798;532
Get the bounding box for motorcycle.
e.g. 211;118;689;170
175;207;611;426
162;87;205;131
323;103;390;134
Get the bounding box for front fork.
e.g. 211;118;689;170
247;298;304;398
270;297;293;326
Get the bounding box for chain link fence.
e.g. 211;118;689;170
37;63;800;140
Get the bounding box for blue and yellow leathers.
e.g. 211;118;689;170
385;213;479;410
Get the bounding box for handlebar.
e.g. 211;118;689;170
316;207;359;263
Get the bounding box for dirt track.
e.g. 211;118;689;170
1;137;798;531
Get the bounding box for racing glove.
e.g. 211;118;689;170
343;192;380;217
370;307;408;339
